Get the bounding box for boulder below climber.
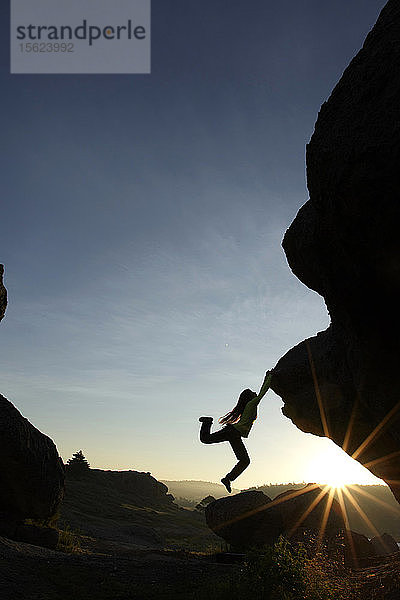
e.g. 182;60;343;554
205;490;282;549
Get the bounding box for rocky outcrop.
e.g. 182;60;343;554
205;485;344;550
14;524;59;549
0;264;65;527
87;469;175;507
271;0;400;502
0;265;7;322
0;395;65;520
344;531;376;567
371;533;399;556
195;495;216;512
274;484;345;539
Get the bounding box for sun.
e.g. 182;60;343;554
318;468;348;491
325;479;346;491
304;439;383;488
318;458;353;489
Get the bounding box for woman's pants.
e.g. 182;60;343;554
200;422;250;481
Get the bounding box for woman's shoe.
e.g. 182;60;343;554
221;477;232;493
199;416;213;423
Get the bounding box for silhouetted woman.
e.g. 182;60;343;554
199;370;273;493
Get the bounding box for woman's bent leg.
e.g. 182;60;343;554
200;423;231;444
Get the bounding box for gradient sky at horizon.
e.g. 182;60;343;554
1;0;387;488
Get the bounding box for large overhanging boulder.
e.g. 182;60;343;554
271;0;400;502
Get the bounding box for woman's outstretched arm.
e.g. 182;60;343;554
256;369;273;402
234;370;274;433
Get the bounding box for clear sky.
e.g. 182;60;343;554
1;0;386;488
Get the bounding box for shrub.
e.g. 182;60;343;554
57;525;82;554
241;537;308;599
66;450;90;478
232;536;347;600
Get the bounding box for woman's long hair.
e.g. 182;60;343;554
219;389;257;425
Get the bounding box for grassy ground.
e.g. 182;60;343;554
59;472;223;552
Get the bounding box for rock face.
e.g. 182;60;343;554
371;533;399;556
86;469;175;506
0;395;65;520
14;524;59;549
0;266;65;523
0;265;7;322
205;485;344;549
195;495;216;512
274;484;345;539
270;0;400;502
344;531;376;566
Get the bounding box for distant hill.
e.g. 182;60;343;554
246;483;309;498
162;480;240;506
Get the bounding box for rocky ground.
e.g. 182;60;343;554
350;553;400;600
2;532;400;600
0;535;237;600
1;471;400;599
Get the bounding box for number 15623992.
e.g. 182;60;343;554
20;43;74;53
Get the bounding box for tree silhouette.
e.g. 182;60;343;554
66;450;90;477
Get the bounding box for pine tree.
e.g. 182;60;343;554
66;450;90;477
